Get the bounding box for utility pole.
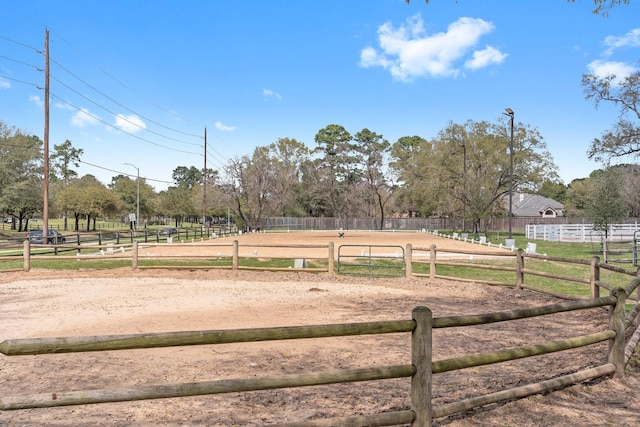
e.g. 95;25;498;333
504;107;515;242
203;127;207;228
42;28;50;242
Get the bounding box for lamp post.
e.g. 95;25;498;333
504;108;515;240
123;162;140;230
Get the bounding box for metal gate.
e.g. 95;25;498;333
337;244;405;277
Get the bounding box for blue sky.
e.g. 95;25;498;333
1;1;639;191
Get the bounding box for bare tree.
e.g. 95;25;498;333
583;71;640;164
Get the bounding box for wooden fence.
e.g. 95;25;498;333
0;239;335;273
1;278;638;426
4;239;640;300
2;239;640;424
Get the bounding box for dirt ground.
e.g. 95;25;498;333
0;231;639;426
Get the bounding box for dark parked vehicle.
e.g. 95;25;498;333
159;227;178;235
26;229;66;244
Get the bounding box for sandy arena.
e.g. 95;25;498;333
0;231;638;426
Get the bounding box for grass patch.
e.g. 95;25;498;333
337;257;405;277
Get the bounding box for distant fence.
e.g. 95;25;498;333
264;216;640;234
526;223;640;243
2;279;638;425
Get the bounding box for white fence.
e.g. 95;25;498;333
526;223;640;243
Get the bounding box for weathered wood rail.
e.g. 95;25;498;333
1;280;637;426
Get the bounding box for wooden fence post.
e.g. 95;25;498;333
590;256;601;299
328;241;335;274
23;240;30;272
406;243;413;278
412;306;433;427
608;287;627;378
132;241;138;269
232;240;239;270
429;245;436;280
516;249;525;289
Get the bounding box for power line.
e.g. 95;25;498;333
0;34;41;53
0;54;42;70
205;149;228;170
48;29;204;132
0;74;41;88
78;159;174;185
50;74;201;147
50;57;203;140
49;93;203;155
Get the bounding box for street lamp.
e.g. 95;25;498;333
123;162;140;230
504;108;515;240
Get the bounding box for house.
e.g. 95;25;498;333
510;192;564;218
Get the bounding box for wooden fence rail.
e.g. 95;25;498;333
7;239;638;296
0;288;633;426
6;239;640;324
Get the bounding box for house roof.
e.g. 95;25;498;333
511;192;564;217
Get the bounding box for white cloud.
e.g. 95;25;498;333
71;108;100;128
215;121;236;131
114;114;146;133
359;14;503;81
587;59;637;82
54;101;73;111
263;88;282;99
464;46;507;70
0;77;10;89
603;28;640;56
29;95;43;109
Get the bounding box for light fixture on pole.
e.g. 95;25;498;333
503;108;515;240
123;163;140;230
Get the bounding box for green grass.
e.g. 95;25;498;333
409;232;638;299
0;257;327;271
2;230;638;302
337;257;405;277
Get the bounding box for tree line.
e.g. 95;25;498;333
2;65;639;233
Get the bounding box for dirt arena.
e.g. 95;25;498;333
0;231;639;426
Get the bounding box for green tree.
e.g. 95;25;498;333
391;119;558;232
265;138;309;217
614;164;640;217
50;139;83;230
51;139;83;182
313;124;357;227
0;121;43;231
586;168;627;238
110;175;157;225
158;186;196;226
56;175;120;231
538;180;567;204
390;135;438;217
172;166;216;190
564;178;592;216
2;176;42;232
353;128;394;229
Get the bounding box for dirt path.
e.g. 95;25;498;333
0;233;638;426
